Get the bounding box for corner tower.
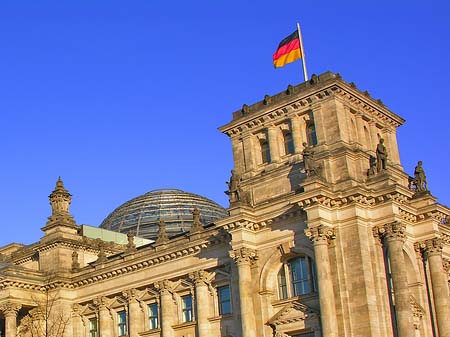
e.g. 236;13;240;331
219;72;405;208
219;72;450;337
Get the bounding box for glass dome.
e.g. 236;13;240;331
99;189;227;240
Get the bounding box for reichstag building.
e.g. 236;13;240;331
0;72;449;337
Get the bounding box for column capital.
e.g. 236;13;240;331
72;303;87;317
188;270;211;286
0;301;21;316
374;222;406;242
122;288;140;303
93;296;111;311
229;247;258;265
416;238;443;257
154;279;174;294
304;225;336;244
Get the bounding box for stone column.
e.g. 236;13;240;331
376;222;415;337
0;302;21;337
267;126;280;163
230;247;258;337
93;297;112;337
290;115;304;153
124;289;141;337
242;135;256;171
304;225;338;337
420;238;450;337
155;280;175;337
189;270;211;337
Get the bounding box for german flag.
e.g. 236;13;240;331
273;31;301;68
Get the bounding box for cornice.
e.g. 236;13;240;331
71;230;225;289
220;72;403;137
297;190;409;210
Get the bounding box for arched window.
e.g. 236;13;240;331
283;131;295;155
277;256;316;300
260;140;271;164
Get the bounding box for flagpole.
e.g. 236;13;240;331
297;22;308;82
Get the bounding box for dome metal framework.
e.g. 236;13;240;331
99;189;228;240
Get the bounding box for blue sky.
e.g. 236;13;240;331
0;1;449;246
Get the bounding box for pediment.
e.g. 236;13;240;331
268;302;311;325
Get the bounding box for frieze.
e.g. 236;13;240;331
223;74;401;137
223;220;271;231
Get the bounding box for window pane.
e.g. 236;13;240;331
218;285;231;315
117;311;127;336
277;267;288;299
289;257;311;296
89;318;98;337
261;141;271;163
284;132;295;155
181;295;193;322
148;303;159;329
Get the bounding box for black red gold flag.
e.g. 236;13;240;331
272;31;301;68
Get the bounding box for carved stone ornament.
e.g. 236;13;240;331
188;270;211;286
302;142;321;177
156;219;169;244
286;84;294;95
229;247;258;265
45;177;76;228
241;104;249;115
122;288;139;303
416;238;443;257
410;160;429;193
263;94;272;105
72;250;80;270
304;225;336;244
126;230;137;252
0;301;22;316
373;222;406;242
154;279;174;294
376;138;388;173
96;241;108;263
189;208;203;234
93;296;111;310
410;296;425;330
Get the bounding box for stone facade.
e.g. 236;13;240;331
0;72;449;337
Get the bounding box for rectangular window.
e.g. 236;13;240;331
217;285;231;315
181;295;193;322
117;311;127;336
148;303;159;330
89;317;98;337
